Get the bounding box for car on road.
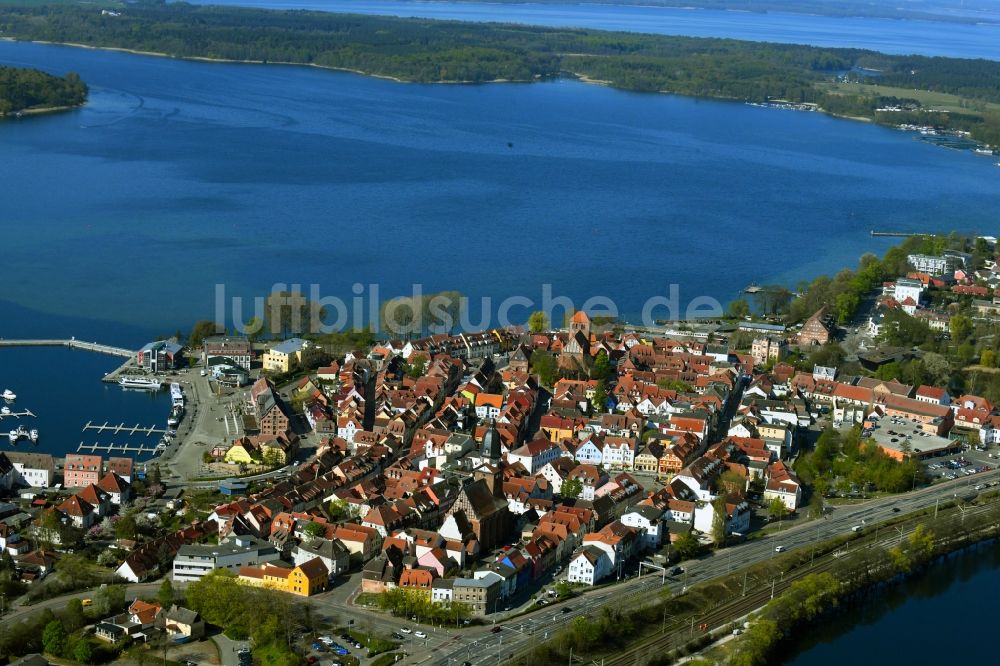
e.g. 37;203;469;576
892;507;901;512
774;545;785;552
400;627;412;634
670;566;683;575
561;606;572;613
415;631;427;639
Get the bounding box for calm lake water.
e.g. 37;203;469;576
196;0;1000;59
782;539;1000;664
3;40;1000;345
0;348;170;461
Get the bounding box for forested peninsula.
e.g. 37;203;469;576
2;2;1000;144
0;64;87;115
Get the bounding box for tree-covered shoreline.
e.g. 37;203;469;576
2;2;1000;142
0;63;87;115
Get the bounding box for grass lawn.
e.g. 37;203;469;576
343;628;399;656
818;81;1000;116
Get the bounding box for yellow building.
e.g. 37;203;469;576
288;558;329;596
262;338;309;374
224;439;259;465
238;557;329;597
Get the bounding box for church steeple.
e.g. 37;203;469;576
481;418;502;463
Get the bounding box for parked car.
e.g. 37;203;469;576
400;627;412;634
415;631;427;639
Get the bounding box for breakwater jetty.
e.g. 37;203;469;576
870;230;924;238
0;338;133;358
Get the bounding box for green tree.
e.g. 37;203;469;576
303;522;325;538
159;578;175;610
407;357;427;378
591;350;611;381
93;584;127;617
710;496;728;546
42;620;67;656
950;314;973;342
73;639;94;664
728;299;751;319
560;478;584;499
63;598;86;632
115;514;138;540
718;470;746;495
328;499;350;521
530;350;558;387
188;320;220;350
981;349;996;368
672;531;701;560
528;310;548;333
767;497;789;523
591;382;608;414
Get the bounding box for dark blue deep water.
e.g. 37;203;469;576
3;40;1000;343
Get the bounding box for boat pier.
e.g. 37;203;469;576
76;442;160;455
0;409;36;420
83;421;167;437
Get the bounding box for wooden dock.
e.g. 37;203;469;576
76;442;160;455
0;409;36;420
83;421;167;436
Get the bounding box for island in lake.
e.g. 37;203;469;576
0;64;87;116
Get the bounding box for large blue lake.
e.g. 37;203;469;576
3;40;1000;346
197;0;1000;60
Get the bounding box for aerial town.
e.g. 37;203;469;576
2;238;1000;666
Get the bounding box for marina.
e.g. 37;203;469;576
75;442;160;454
7;425;38;444
82;421;169;436
0;408;35;419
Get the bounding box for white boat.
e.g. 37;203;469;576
29;429;38;443
0;406;10;416
2;389;15;401
8;425;29;443
118;376;162;390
